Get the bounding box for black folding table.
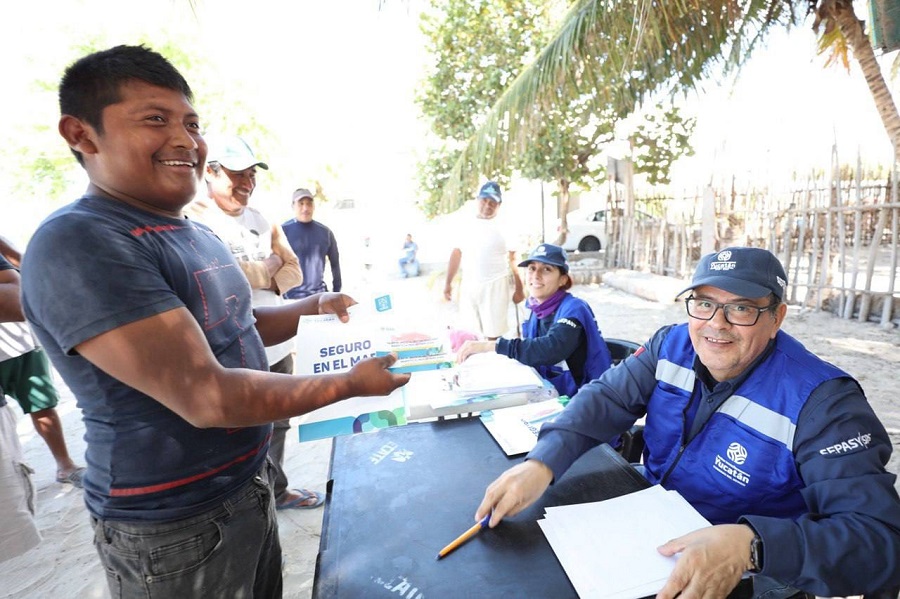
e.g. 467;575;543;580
313;417;649;598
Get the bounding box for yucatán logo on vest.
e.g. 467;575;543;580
713;441;751;486
726;441;747;464
709;250;736;272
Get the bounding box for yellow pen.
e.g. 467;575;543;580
435;514;492;560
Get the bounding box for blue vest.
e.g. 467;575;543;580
523;293;612;397
643;325;847;524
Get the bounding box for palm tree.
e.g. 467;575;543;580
815;0;900;150
440;0;900;213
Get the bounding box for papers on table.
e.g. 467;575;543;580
538;486;711;599
453;353;545;398
479;398;566;456
402;357;557;421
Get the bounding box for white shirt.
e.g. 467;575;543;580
0;322;36;362
459;216;514;284
198;205;294;366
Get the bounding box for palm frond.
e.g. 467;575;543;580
438;0;792;212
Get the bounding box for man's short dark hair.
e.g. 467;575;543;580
59;45;193;163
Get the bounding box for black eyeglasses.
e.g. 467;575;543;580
684;296;777;326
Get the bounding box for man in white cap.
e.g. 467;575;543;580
197;134;323;510
473;247;900;598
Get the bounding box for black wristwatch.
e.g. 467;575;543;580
749;533;764;573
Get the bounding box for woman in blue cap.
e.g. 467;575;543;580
456;243;612;397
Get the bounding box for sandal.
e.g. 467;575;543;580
56;467;86;489
276;488;325;510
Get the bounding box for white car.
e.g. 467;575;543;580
557;208;656;252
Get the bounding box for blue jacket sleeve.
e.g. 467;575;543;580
328;230;342;293
742;378;900;595
496;317;582;367
526;326;672;481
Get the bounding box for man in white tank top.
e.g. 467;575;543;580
443;181;524;339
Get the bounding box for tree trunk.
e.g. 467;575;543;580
553;178;571;246
825;0;900;163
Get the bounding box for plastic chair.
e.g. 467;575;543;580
604;338;641;365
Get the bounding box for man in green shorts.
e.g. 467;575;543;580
0;235;85;487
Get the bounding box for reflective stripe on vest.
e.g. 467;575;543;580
656;359;695;392
718;394;796;450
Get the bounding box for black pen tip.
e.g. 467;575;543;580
435;554;442;561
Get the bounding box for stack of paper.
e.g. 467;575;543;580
376;331;455;374
479;398;566;456
388;353;455;374
538;486;711;599
382;331;445;359
453;353;544;398
402;363;557;421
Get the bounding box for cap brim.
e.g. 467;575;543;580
479;193;501;202
518;257;568;273
677;275;773;300
215;160;269;171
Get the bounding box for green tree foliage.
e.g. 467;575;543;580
418;0;549;140
4;35;280;212
433;0;790;211
417;0;697;218
416;0;551;215
630;106;696;186
442;0;900;209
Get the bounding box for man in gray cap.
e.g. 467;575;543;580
196;134;324;510
471;247;900;598
282;188;343;300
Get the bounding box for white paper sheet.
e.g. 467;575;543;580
538;486;711;599
479;398;566;455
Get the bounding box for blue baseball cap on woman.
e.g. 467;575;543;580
518;244;569;274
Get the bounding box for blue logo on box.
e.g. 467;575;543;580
374;295;392;312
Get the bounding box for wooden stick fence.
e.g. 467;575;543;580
603;161;900;327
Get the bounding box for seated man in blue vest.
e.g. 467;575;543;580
474;247;900;598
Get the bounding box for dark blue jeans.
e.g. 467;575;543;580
91;460;282;598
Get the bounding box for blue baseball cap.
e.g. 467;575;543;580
478;181;502;203
678;247;787;300
518;243;569;274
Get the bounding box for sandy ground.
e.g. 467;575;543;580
2;271;898;599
